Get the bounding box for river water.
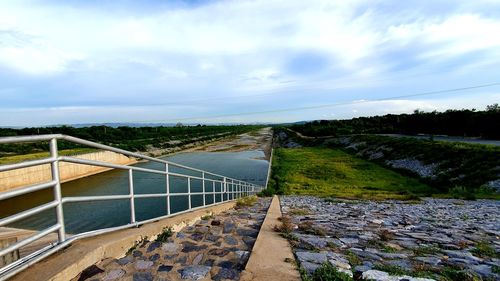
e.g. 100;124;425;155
0;150;269;234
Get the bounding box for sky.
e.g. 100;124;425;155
0;0;500;126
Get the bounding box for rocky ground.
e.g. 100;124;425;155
74;198;270;281
280;196;500;281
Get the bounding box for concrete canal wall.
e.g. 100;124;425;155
0;151;137;192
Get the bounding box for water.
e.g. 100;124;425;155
1;150;269;234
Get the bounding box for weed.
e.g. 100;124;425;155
413;246;441;256
155;227;173;243
298;221;327;236
379;229;394;241
382;245;398;253
235;195;258;207
449;186;477;200
126;236;148;255
310;262;353;281
440;265;481;281
471;241;499;259
274;216;294;234
492;265;500;274
345;250;361;266
201;212;214;220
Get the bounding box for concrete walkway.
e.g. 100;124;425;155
241;196;300;281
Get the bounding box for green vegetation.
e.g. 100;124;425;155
305;262;353;281
0;147;97;164
0;124;263;156
126;236;148;255
155;227;173;243
412;246;441;256
235;195;258;207
471;241;499;259
200;212;215;220
267;147;434;200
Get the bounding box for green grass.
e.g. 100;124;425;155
0;148;97;164
268;147;435;200
337;135;500;199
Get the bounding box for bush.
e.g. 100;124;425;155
155;227;173;242
310;262;353;281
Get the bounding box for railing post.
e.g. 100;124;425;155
212;181;216;204
223;177;227;202
202;172;206;207
49;138;66;242
187;177;192;209
166;163;170;215
128;169;136;223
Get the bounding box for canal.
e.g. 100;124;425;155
0;150;269;234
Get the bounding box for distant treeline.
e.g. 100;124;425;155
291;104;500;139
0;125;263;155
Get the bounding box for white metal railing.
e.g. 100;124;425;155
0;134;264;280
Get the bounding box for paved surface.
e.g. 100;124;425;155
281;196;500;281
241;196;300;281
74;198;271;281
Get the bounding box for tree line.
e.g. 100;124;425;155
0;125;263;156
291;104;500;139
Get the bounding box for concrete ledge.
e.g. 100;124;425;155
10;202;236;281
241;195;300;281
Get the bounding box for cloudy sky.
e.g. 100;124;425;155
1;0;499;126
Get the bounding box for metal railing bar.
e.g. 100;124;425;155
60;156;238;184
0;201;59;227
62;195;131;203
0;134;63;144
0;134;254;182
0;157;56;172
0;224;61;258
60;135;234;180
0;180;57;201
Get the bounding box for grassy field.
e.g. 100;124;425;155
268;147;436;200
0;148;97;165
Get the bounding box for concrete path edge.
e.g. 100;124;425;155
241;195;300;281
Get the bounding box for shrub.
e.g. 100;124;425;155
155;227;173;243
311;262;353;281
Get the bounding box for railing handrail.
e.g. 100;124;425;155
0;134;246;181
0;134;265;280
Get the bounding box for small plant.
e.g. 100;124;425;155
413;246;441;256
310;262;353;281
236;195;258;207
382;245;398;253
471;241;499;258
449;186;476;200
345;250;361;266
492;265;500;274
155;227;173;243
379;229;394;241
201;212;214;220
274;216;294;234
126;236;148;255
298;221;327;236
